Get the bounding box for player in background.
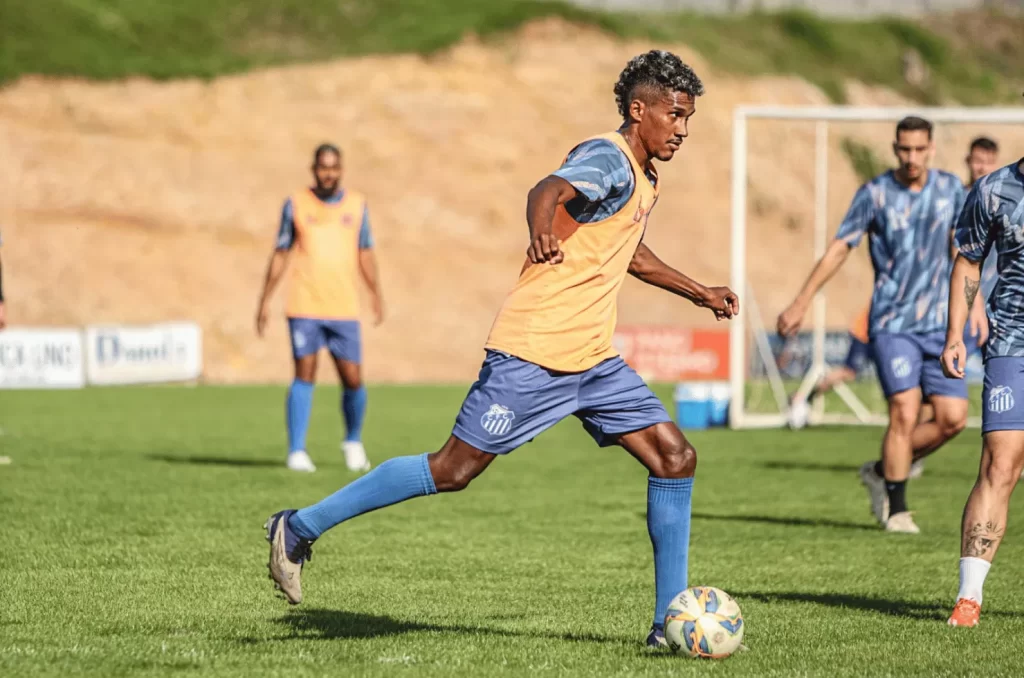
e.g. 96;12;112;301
965;136;1000;324
942;154;1024;627
777;117;982;534
966;137;999;190
895;136;998;472
256;144;384;473
263;51;739;648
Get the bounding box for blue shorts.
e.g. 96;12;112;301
452;351;672;455
287;317;361;363
844;337;872;373
982;357;1024;433
870;331;967;400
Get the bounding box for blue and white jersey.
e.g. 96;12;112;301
835;169;965;337
980;228;999;301
551;135;657;223
954;161;1024;358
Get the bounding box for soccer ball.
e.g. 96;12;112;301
664;586;744;658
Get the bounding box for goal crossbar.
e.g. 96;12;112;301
729;105;1024;430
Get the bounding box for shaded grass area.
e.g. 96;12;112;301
3;1;1023;105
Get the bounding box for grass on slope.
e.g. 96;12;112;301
3;0;1024;105
2;384;1023;677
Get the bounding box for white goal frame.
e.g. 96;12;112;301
729;105;1024;430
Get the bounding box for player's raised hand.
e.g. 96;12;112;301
527;232;564;265
255;301;270;338
776;301;807;338
941;339;967;379
700;286;740;321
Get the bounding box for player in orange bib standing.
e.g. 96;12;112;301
256;144;384;473
263;51;738;648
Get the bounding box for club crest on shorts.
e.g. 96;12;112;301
890;356;911;379
292;330;307;349
481;404;515;436
989;385;1015;414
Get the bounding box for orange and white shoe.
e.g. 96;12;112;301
947;598;981;627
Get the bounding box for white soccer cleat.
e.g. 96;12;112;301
909;459;925;479
787;399;810;430
859;461;889;525
885;511;920;534
342;441;371;472
287;451;317;473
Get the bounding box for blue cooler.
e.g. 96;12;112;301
708;382;731;427
674;382;711;430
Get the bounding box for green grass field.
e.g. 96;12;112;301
2;384;1023;677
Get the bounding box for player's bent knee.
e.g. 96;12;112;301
655;435;696;479
983;456;1021;493
889;408;918;434
939;415;967;439
427;438;495;493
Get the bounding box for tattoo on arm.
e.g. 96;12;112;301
964;277;980;309
963;521;1004;558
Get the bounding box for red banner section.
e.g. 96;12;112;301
613;326;729;381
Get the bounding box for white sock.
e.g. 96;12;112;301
957;557;992;604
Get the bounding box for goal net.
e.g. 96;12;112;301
728;105;1024;430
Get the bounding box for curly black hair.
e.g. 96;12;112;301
313;142;341;164
614;50;704;119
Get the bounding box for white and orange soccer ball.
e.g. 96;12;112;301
664;586;745;658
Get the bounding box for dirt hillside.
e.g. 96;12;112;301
1;19;1021;383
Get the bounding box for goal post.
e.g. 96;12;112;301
729;105;1024;430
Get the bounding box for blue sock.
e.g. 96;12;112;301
342;385;367;443
289;453;437;539
286;379;314;453
647;476;694;629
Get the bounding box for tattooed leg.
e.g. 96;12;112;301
950;432;1024;617
960;431;1024;561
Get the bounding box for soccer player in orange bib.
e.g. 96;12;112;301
256;144;384;473
264;52;738;647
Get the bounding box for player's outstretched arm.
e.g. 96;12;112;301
358;249;384;326
256;248;290;337
525;176;577;265
628;243;738;320
941;254;982;379
776;239;852;337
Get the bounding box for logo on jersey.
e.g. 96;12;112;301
890;356;912;379
480;404;515;436
633;203;647;224
989;385;1015;414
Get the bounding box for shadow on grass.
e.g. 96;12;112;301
147;453;281;468
735;590;1022;620
691;511;876;531
758;459;971;479
243;608;626;645
758;460;862;473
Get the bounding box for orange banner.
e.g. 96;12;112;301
613;326;729;381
